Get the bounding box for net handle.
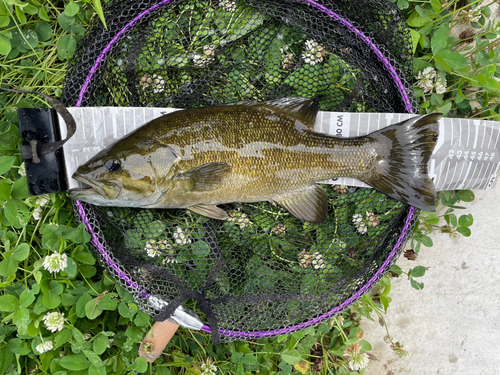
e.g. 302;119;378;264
138;320;180;362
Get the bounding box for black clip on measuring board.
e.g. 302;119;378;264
18;108;68;195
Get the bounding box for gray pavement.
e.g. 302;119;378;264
361;184;500;374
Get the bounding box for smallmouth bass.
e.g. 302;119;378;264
68;97;440;223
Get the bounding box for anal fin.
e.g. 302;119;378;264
274;184;327;224
188;204;229;220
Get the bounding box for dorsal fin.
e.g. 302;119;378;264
261;97;320;126
226;97;320;127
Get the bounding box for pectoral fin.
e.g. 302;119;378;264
178;162;232;191
274;184;327;224
188;204;229;220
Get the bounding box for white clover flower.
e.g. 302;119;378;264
345;344;369;371
36;340;53;354
36;194;50;207
458;9;480;24
334;185;349;194
417;78;434;93
301;39;326;66
219;0;236;12
83;332;92;341
435;79;447;94
193;45;216;68
140;74;165;93
151;74;165;93
42;252;68;273
227;211;252;229
365;211;380;227
145;239;161;258
280;47;294;69
352;213;368;234
18;162;26;176
348;352;369;371
192;54;203;66
108;337;114;348
139;75;153;89
420;66;436;80
200;358;218;375
271;223;286;237
33;207;43;221
298;250;312;268
415;67;436;93
163;258;177;264
162;249;178;264
145;246;160;258
146;238;176;262
415;66;447;94
311;252;325;269
43;311;65;332
173;227;192;245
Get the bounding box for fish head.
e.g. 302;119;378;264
68;141;180;207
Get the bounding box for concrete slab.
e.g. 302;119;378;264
361;184;500;374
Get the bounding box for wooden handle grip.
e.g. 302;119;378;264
138;320;180;363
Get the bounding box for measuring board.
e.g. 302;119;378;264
56;108;500;192
314;112;500;191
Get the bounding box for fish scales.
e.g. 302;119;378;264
68;97;441;223
144;106;368;202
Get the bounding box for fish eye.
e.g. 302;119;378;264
105;159;121;172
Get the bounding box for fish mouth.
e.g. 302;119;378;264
68;173;121;201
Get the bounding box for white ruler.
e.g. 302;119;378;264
60;108;500;191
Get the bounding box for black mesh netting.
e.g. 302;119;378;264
63;0;420;343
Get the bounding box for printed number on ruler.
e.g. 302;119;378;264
488;175;496;188
449;150;495;161
335;115;344;137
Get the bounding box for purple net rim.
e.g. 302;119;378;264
202;206;416;337
73;0;417;338
75;200;416;338
76;0;415;113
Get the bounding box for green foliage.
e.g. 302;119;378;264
412;189;475;251
391;0;500;119
406;189;475;290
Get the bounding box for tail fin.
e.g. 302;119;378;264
367;113;441;212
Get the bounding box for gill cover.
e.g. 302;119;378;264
69;144;181;207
